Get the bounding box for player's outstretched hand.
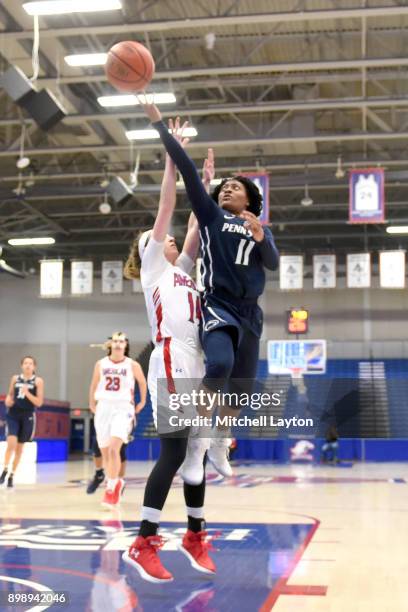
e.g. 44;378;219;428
137;93;162;123
240;210;264;242
168;116;190;148
202;148;215;185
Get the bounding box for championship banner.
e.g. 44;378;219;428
347;253;371;288
313;254;336;288
102;261;123;294
71;261;93;295
379;251;405;288
280;255;303;290
349;168;385;223
242;172;270;225
40;260;63;298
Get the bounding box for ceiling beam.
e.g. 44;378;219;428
2;96;408;128
4;6;408;40
35;57;408;87
1;130;408;158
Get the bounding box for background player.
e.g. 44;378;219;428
140;102;279;484
0;356;44;488
122;119;216;583
89;333;147;507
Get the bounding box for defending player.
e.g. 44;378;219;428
140;102;279;485
122;119;216;583
89;333;147;507
0;356;44;488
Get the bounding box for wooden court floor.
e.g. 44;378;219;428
0;459;407;611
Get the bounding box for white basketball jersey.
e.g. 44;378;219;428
141;238;201;350
94;356;135;403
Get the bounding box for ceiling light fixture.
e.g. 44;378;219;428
98;93;176;107
335;155;345;179
65;53;108;67
8;237;55;246
99;193;111;215
23;0;122;15
126;126;198;141
386;226;408;234
301;184;313;207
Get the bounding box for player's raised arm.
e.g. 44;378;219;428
177;148;215;269
140;102;219;225
152;117;188;243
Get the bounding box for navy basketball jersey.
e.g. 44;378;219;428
200;211;278;299
12;375;37;413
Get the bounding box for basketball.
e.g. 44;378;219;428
105;41;155;92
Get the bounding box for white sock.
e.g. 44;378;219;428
186;506;204;519
141;506;162;523
107;478;118;491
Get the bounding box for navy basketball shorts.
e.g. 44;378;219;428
6;412;35;443
201;293;263;400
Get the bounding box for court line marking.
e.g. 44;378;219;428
260;512;328;611
0;574;54;612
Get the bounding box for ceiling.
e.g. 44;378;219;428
2;0;408;272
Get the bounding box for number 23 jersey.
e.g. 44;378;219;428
94;356;135;403
141;237;201;351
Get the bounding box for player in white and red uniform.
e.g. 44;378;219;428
123;119;216;584
89;332;147;508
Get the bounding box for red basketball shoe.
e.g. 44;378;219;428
122;535;173;583
178;530;216;574
101;488;114;509
110;478;125;506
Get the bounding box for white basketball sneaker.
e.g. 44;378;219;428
179;437;210;486
208;438;233;478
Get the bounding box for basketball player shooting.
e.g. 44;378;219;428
140;101;280;486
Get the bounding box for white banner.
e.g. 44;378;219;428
71;261;93;295
102;261;123;294
347;253;371;288
40;260;63;298
313;254;336;288
279;255;303;290
379;251;406;288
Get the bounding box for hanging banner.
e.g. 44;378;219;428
379;251;405;288
71;261;93;295
280;255;303;290
313;254;336;288
349;168;385;223
242;172;270;225
347;253;371;288
40;260;63;298
102;261;123;294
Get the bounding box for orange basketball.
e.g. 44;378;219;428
105;41;155;93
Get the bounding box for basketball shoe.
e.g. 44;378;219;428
86;470;105;494
179;437;210;486
208;437;233;478
122;535;173;583
178;530;216;574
